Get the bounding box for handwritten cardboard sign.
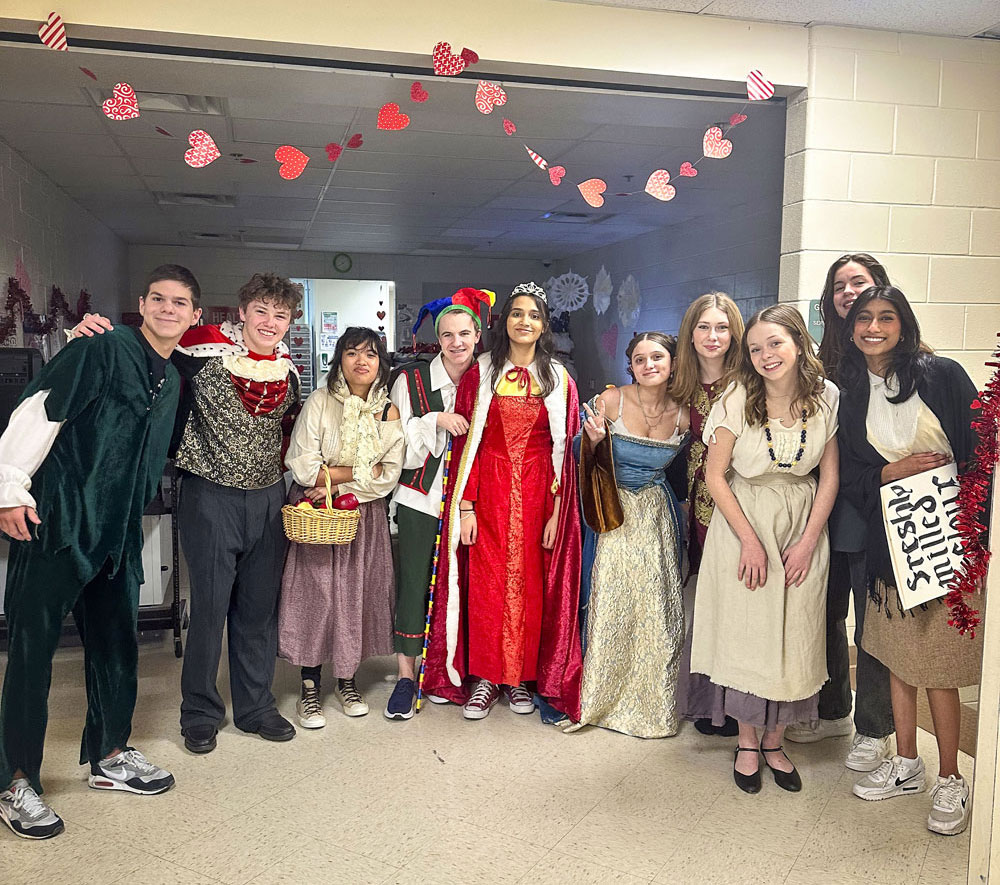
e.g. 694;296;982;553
880;463;963;610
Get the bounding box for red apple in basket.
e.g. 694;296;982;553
333;493;359;510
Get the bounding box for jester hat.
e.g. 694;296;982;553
411;287;496;343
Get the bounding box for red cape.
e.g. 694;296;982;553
421;361;583;720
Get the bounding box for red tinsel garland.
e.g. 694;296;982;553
947;336;1000;637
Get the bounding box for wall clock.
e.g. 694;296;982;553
332;252;352;273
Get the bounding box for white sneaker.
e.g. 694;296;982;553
853;755;926;801
296;679;326;728
425;694;450;705
335;678;369;717
89;749;174;795
845;733;892;772
927;775;971;836
785;716;853;743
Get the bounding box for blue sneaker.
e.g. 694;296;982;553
384;678;415;721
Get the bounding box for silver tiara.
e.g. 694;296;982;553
512;281;547;302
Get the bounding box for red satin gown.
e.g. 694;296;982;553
463;387;555;686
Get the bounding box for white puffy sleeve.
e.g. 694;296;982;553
0;390;64;509
703;382;747;444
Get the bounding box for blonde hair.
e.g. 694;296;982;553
736;304;826;427
669;292;745;407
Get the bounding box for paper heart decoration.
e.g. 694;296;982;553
679;162;698;177
729;112;747;127
600;324;619;359
184;130;221;168
410;81;429;103
155;126;172;137
548;166;566;187
346;133;363;149
237;158;257;164
746;70;775;101
377;102;410;131
275;145;310;180
702;126;733;160
378;300;384;306
577;178;608;208
39;12;68;50
79;67;97;81
502;118;516;136
644;169;676;202
460;48;479;65
377;310;386;320
293;337;304;346
474;80;507;115
102;82;140;121
378;325;385;332
325;143;343;162
295;309;303;318
432;42;466;77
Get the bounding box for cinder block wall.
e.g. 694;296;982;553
780;26;1000;387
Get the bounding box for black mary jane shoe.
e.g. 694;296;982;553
760;744;802;792
733;747;762;794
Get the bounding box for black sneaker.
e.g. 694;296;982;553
384;678;416;721
0;778;65;839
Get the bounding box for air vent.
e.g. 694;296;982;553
534;211;613;224
155;192;236;207
87;88;225;114
181;231;239;243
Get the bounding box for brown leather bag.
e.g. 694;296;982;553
578;422;624;534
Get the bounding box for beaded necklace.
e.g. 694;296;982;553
764;410;807;469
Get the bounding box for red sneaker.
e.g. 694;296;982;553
463;679;500;720
504;683;535;714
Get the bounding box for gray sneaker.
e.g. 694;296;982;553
0;778;65;839
927;775;971;836
88;749;175;795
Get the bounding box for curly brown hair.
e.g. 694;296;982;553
237;272;303;313
734;304;827;427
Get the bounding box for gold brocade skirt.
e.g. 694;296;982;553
572;484;684;738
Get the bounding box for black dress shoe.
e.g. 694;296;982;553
248;710;296;742
734;747;762;794
761;745;802;792
182;724;218;754
694;715;739;737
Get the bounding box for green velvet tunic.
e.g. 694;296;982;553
18;327;180;585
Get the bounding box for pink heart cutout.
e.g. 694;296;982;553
702;126;733;160
644;169;676;202
102;82;140;121
577;178;607;208
679;162;698;178
503;118;516;136
600;324;619;359
275;145;310;180
377;102;410;131
184;130;221;168
410;82;429;103
432;42;467;77
729;112;747;127
325;143;343;162
475;81;507;115
746;70;775;101
548;165;566;186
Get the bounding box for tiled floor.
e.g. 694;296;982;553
0;638;975;885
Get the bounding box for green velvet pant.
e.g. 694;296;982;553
0;543;139;794
392;505;438;657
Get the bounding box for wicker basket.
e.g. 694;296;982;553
281;471;360;545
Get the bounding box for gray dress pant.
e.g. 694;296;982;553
178;472;287;731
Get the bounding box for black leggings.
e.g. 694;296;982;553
301;665;322;685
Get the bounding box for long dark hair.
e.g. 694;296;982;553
625;331;677;380
489;287;558;397
817;253;891;379
838;286;931;403
326;326;391;396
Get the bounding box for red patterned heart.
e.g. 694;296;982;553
377;103;410;131
432;42;466;77
102;82;140;121
346;133;363;149
325;142;343;162
746;70;775;101
38;12;68;51
548;165;566;187
729;112;748;127
503;118;516;136
460;48;479;65
577;178;607;208
474;81;507;115
410;82;429;103
679;162;698;177
377;310;386;320
702;126;733;160
184;130;221;168
275;145;310;180
644;169;676;202
600;324;619;359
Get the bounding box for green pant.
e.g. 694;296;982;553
0;543;140;794
393;505;439;657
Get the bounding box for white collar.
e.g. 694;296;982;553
429;354;453;392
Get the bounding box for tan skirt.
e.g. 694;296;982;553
861;584;983;688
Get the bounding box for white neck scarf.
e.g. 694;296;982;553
331;369;390;484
